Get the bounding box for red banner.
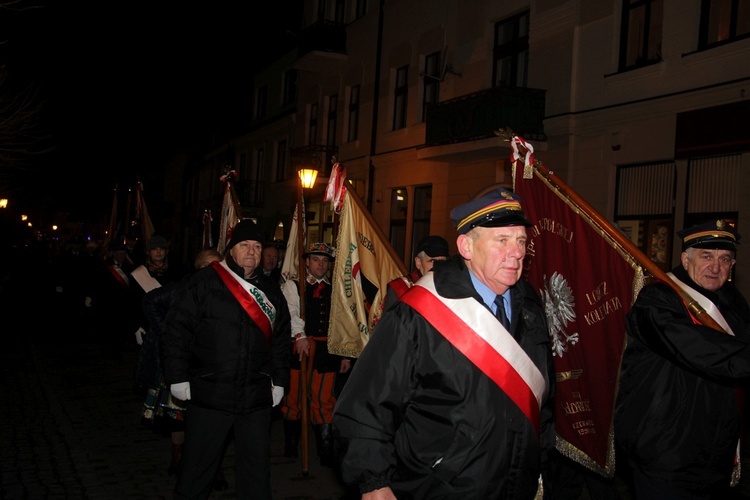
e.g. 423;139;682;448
514;159;642;476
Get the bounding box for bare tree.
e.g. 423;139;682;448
0;0;52;200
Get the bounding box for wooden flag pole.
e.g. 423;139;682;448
296;179;311;477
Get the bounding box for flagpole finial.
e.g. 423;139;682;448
220;169;237;183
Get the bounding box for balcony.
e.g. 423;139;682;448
294;21;348;72
423;85;546;148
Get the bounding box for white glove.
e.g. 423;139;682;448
171;382;191;401
272;385;284;407
134;327;147;345
84;296;92;308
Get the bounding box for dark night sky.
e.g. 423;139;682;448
1;1;302;223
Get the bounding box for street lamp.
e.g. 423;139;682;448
295;161;319;477
298;167;318;190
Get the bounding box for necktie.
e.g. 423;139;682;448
312;281;326;298
494;295;510;330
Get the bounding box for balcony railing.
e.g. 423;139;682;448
298;20;347;57
424;85;546;146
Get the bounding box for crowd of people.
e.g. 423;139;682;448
33;186;750;500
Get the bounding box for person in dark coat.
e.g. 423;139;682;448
140;248;222;480
90;240;136;358
161;220;291;499
615;219;750;499
132;234;188;394
333;187;556;499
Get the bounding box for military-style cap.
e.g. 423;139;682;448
450;187;532;235
677;219;739;252
415;235;449;258
303;242;335;260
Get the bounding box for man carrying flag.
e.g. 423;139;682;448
616;220;750;498
333;187;555;498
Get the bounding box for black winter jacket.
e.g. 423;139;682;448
161;257;290;413
333;256;555;499
616;265;750;493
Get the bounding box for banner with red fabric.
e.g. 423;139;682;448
511;138;643;476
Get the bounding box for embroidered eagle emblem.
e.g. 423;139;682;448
539;272;579;358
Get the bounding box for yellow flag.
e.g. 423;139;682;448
328;191;408;358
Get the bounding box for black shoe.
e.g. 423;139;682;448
315;423;336;467
168;444;182;476
283;419;301;459
213;469;229;491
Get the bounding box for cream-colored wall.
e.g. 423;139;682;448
288;0;750;296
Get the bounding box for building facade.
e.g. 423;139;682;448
178;0;750;294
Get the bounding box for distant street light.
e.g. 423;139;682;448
0;198;7;208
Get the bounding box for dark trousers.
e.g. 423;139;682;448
631;468;732;500
175;403;271;500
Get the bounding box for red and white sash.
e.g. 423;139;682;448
387;275;413;299
400;273;547;435
107;264;130;287
667;272;734;335
212;261;275;344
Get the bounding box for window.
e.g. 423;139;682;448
393;65;408;130
410;186;433;270
317;0;326;21
422;51;441;122
255;84;268;119
389;187;408;259
282;70;297;107
493;11;529;87
309;102;318;145
252;148;264;205
699;0;750;49
238;148;264;207
388;185;434;266
335;0;345;23
275;139;288;182
347;85;360;142
327;94;338;147
356;0;367;19
619;0;663;71
615;162;675;271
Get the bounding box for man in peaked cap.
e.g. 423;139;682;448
334;186;555;498
280;242;352;466
383;234;451;310
161;218;290;499
616;219;750;498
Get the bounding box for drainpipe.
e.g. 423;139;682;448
367;0;385;212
